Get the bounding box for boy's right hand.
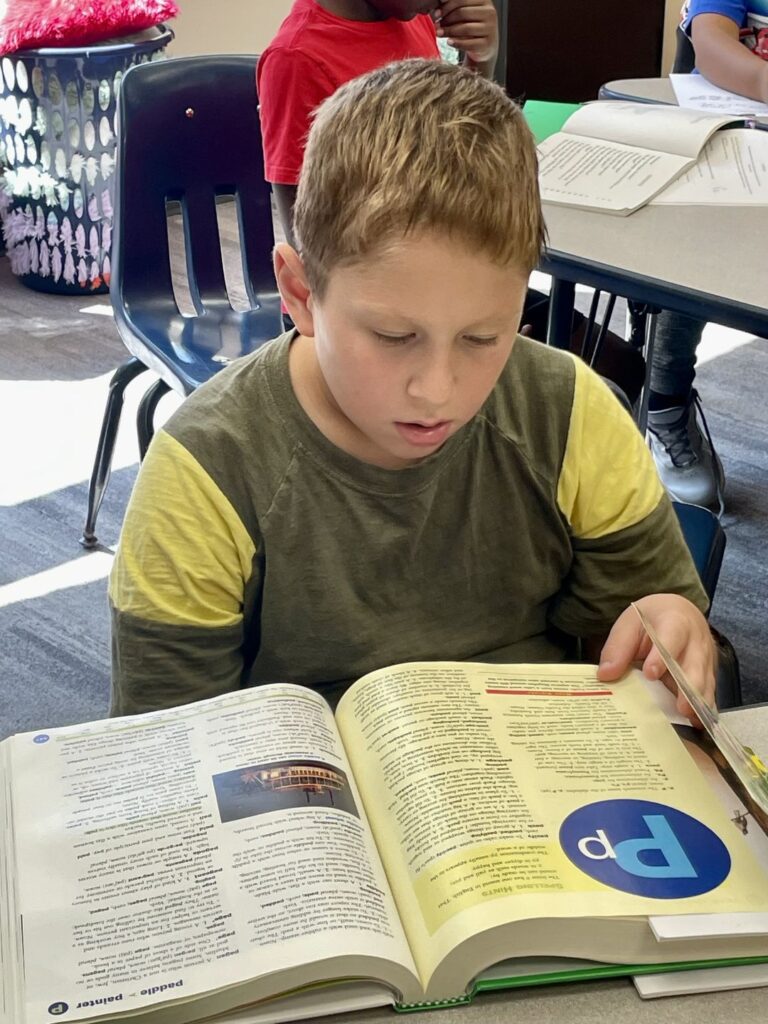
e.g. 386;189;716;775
436;0;498;70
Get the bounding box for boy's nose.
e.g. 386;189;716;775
406;354;455;407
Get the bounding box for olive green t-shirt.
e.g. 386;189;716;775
109;332;706;715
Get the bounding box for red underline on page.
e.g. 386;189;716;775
485;689;613;697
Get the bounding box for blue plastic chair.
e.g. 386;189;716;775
81;54;282;549
672;501;741;708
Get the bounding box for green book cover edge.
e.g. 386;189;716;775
393;954;768;1013
523;99;580;143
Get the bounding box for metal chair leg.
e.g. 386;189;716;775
80;357;149;550
137;379;171;460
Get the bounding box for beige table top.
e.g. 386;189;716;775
317;705;768;1023
600;78;677;103
542;79;768;336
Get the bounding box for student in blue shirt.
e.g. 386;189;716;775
681;0;768;99
648;0;768;514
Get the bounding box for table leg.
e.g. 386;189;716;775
546;278;575;349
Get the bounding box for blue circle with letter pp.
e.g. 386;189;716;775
559;799;730;898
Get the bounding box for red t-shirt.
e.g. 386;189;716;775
257;0;439;184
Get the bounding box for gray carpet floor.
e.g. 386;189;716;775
1;257;767;741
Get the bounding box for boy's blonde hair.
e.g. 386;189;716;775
293;58;544;297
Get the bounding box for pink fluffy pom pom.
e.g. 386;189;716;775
0;0;178;55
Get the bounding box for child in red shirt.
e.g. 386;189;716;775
258;1;643;405
257;0;499;247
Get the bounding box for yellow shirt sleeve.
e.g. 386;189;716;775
557;356;664;539
109;430;257;627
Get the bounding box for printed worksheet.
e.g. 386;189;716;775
652;128;768;205
670;73;768;116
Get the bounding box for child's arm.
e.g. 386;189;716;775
596;594;717;721
109;429;256;716
436;0;498;79
690;12;768;103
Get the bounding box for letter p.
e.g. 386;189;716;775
613;815;697;878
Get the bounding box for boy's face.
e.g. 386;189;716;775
298;232;528;470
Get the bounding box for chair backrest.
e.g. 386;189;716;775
111;54;276;318
673;26;696;74
673;501;726;607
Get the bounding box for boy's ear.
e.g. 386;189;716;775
273;243;315;337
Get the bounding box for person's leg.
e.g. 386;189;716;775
647;310;725;512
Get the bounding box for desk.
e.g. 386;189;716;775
321;705;768;1024
542;78;768;347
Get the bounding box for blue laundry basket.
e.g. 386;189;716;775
0;27;173;294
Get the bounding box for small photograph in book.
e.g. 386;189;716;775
673;723;768;867
212;759;359;822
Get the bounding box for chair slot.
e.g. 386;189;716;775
215;196;253;312
165;199;197;317
182;187;230;309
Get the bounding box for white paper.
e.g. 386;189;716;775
670;72;768;116
634;962;768;998
651;913;768;940
652;128;768;205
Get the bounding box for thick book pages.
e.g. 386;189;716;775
2;665;768;1024
335;663;768;1005
537;101;737;215
0;687;421;1024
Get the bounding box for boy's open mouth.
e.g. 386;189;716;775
394;420;452;447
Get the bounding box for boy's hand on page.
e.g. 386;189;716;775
596;593;716;724
435;0;498;67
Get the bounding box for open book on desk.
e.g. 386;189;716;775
538;101;740;215
649;127;768;206
2;664;768;1024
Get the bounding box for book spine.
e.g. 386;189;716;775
393;995;472;1013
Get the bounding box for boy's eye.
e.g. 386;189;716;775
464;334;499;347
374;332;415;345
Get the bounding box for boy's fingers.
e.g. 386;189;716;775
439;10;493;27
441;14;495;34
645;644;715;725
445;27;491;43
596;607;643;680
438;0;494;17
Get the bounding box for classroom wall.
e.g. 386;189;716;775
167;0;293;56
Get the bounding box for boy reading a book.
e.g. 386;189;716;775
110;59;715;721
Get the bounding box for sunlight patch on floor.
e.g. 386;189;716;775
0;551;114;608
696;322;758;366
0;373;181;507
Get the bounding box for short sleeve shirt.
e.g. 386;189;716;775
680;0;758;32
257;0;439;184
